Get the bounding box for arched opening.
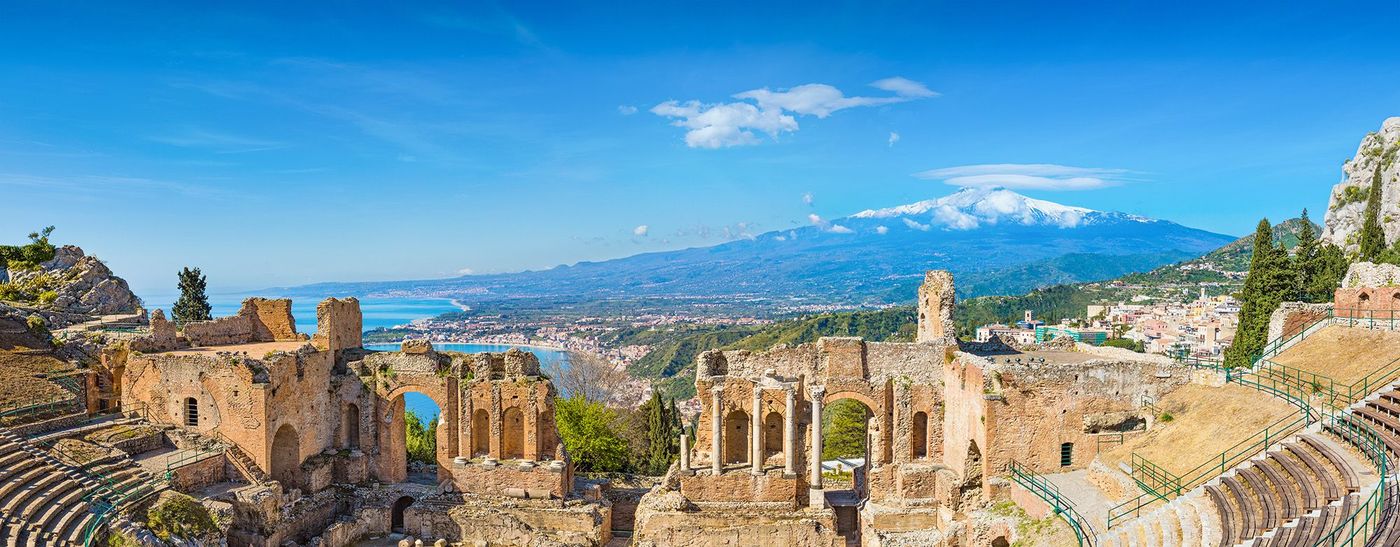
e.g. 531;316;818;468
502;406;525;460
342;403;360;449
270;423;301;489
536;409;556;460
390;390;443;483
1360;291;1371;304
472;408;490;457
991;537;1010;547
183;397;198;427
724;409;750;464
822;398;873;502
763;412;783;462
912;411;928;459
390;496;414;533
958;439;984;507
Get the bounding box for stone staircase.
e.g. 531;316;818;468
221;439;269;484
1327;385;1400;545
0;428;165;546
1099;431;1371;546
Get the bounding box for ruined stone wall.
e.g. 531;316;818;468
129;309;184;353
632;491;841;547
979;356;1191;476
917;270;957;345
181;297;305;347
182;314;255;347
260;348;338;487
313;297;363;354
240;298;300;341
1267;302;1334;343
447;460;569;499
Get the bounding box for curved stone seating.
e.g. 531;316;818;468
0;428;163;547
1205;483;1235;547
1284;443;1341;502
1255;458;1298;520
1239;466;1279;531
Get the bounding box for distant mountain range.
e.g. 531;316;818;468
279;187;1237;309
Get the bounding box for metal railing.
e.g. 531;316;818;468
1313;407;1390;546
1107;392;1312;528
1008;459;1096;546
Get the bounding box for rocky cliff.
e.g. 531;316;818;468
3;245;142;318
1322;117;1400;253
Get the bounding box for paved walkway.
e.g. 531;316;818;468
1042;469;1116;532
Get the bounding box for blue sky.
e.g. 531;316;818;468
2;1;1399;293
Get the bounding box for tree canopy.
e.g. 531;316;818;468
172;267;212;324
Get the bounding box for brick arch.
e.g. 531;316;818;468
822;389;889;466
375;378;459;484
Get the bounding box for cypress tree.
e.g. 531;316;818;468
1359;163;1387;261
172;267;212;324
1224;219;1287;368
640;393;681;475
1293;210;1319;301
1309;244;1350;302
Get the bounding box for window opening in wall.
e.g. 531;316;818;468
184;397;198;427
1060;442;1074;467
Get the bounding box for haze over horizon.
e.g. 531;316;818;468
4;1;1399;293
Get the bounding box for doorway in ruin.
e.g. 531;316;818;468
391;496;414;533
270;423;301;489
502;406;525;460
912;411;929;459
822;397;873;545
391;390;444;483
763;411;783;463
724;409;750;465
342;403;360;449
472;408;490;456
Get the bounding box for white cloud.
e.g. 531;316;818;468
650;100;797;148
617;105;638;115
875;225;889;235
457;267;475;275
633;224;649;236
802;192;814;205
888;132;900;147
932;205;980;230
829;224;854;234
651;77;936;148
902;218;932;231
870;76;938;98
914;163;1131;191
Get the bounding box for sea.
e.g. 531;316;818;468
137;293;571;421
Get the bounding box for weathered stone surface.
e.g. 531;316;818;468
1323;117;1400;253
401;339;434;355
6;245;142;316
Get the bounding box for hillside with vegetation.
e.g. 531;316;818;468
622;215;1330;399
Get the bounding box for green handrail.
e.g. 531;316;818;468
1008;459;1096;546
1107;379;1312;528
1312;407;1389;547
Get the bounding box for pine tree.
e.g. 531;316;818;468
1224;219;1289;368
172;267;212;324
1359;163;1387;261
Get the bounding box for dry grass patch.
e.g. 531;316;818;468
1100;383;1298;477
0;349;76;409
1271;326;1400;386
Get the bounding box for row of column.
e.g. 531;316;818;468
685;384;818;486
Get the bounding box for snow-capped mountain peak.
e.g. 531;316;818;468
851;187;1129;230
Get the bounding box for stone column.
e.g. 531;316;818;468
810;387;825;494
751;387;763;475
679;426;693;475
784;387;796;476
711;386;724;475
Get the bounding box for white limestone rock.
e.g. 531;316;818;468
1322;117;1400;254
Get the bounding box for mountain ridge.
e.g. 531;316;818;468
275;188;1236;311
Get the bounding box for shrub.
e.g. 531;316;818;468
1158;412;1174;423
37;290;58;305
146;493;217;542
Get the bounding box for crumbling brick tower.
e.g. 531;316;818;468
917;270;957;345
